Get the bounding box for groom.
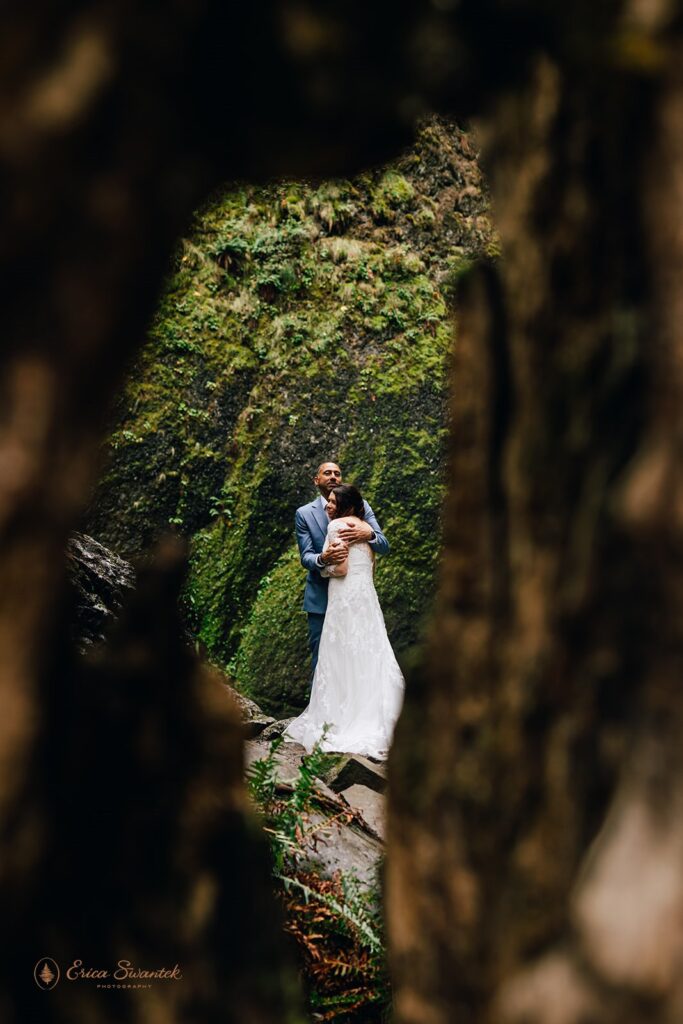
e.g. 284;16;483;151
295;461;390;679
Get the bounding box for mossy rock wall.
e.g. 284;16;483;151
84;118;495;716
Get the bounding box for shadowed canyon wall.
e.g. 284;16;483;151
83;118;495;716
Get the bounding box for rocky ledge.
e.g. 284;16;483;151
230;685;387;887
66;531;136;653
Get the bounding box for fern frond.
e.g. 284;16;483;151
274;872;382;954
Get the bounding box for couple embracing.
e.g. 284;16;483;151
284;462;405;760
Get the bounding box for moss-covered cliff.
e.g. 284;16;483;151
84;118;495;716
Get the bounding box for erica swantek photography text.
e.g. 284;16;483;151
68;959;182;981
67;959;181;989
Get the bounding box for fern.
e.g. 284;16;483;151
292;723;335;811
246;732;283;805
247;729;392;1022
274;873;383;955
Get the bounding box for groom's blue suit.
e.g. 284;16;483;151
295;496;389;676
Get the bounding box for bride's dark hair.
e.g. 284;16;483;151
331;483;365;519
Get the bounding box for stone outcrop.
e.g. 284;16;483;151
340;785;385;841
322;754;388;795
226;685;277;739
66;532;136;653
240;695;388;886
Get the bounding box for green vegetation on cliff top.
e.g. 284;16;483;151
85;118;495;716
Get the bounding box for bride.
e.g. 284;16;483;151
284;484;405;759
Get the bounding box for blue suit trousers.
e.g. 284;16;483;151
307;612;325;682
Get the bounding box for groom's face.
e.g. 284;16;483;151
315;463;342;497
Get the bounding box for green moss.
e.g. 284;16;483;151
86;117;496;716
369;171;416;223
231;546;311;715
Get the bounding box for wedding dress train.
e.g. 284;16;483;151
284;518;405;759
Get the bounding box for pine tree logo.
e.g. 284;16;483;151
39;963;54;986
34;958;60;990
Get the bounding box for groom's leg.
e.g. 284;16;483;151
307;612;325;679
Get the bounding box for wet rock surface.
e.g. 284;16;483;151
226;686;277;738
338;784;385;840
66;532;136;653
241;702;388;887
323;754;388;794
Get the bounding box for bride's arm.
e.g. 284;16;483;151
320;535;347;577
330;545;348;577
322;523;348;577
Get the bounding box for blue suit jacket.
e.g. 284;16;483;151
295;497;389;614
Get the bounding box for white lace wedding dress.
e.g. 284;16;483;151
284;518;405;759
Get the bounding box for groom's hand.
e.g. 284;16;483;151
337;521;373;544
322;540;348;564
